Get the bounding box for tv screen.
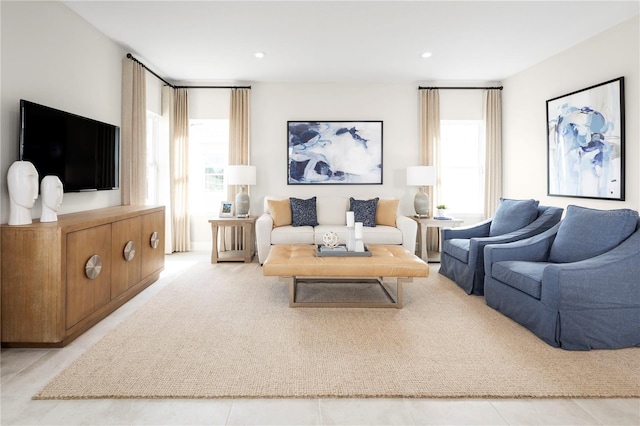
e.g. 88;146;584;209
19;99;120;192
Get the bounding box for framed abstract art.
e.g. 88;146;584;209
287;121;383;185
546;77;625;200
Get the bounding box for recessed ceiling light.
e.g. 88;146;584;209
421;51;432;59
254;51;266;59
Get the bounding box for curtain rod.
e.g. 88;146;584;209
174;85;251;89
418;86;503;90
126;53;251;90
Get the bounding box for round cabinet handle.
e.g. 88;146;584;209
85;254;102;280
150;231;160;249
123;240;136;261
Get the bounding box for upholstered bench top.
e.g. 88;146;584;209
262;244;429;278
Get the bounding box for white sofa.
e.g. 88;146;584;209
256;196;417;264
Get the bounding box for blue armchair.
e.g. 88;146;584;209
439;199;563;295
484;205;640;350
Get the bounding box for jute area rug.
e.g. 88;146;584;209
35;262;639;400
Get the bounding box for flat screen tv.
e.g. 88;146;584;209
19;99;120;192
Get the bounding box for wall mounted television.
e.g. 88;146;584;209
19;99;120;193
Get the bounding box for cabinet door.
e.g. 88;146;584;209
140;211;165;278
111;216;142;299
66;224;112;329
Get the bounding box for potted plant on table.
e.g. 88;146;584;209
436;204;448;218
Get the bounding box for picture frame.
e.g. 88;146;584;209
546;77;625;200
287;121;383;185
219;201;234;217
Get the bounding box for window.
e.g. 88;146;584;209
189;119;229;214
439;120;485;214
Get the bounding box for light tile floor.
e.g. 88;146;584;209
2;251;638;426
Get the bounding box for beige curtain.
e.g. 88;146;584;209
484;89;503;218
168;88;190;252
120;58;147;205
419;89;441;252
227;88;251;192
225;88;251;251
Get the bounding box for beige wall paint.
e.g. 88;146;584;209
0;1;125;223
502;16;639;212
249;82;421;217
2;2;636;231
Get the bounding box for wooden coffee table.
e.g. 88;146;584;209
262;245;429;308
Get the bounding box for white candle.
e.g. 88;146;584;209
346;211;355;228
354;222;363;239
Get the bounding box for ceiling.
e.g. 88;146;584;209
62;1;639;85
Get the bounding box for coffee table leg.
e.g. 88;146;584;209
289;277;297;307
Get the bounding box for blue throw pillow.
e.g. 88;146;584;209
489;198;540;236
349;197;379;227
290;197;318;227
548;205;638;263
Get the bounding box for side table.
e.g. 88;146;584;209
410;216;464;263
208;216;257;263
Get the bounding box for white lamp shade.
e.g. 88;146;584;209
226;165;256;186
406;166;435;186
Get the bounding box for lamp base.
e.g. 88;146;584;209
414;189;430;218
235;187;250;217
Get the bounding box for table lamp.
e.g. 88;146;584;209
406;166;435;218
226;165;256;217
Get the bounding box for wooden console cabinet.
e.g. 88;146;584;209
1;205;165;347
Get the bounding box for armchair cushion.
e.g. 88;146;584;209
548;205;639;263
446;239;470;263
349;197;379;227
376;198;399;226
267;199;292;228
492;261;546;299
290;197;319;227
489;198;539;237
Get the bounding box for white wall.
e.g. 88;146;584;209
0;1;125;223
250;83;421;216
502;16;639;212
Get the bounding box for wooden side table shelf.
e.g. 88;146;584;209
410;216;464;263
208;216;257;263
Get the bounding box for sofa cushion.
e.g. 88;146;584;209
548;205;639;263
492;261;546;299
271;225;315;245
376;199;399;227
267;199;292;228
317;196;349;225
442;239;470;263
314;225;349;245
290;197;319;227
350;197;379;227
489;198;540;237
362;225;403;245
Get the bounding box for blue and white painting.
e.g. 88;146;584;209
547;77;624;200
288;121;383;184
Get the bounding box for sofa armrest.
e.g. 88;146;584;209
541;230;640;310
442;218;492;241
256;213;274;264
483;224;560;274
396;215;418;253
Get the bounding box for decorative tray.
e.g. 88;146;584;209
316;244;372;257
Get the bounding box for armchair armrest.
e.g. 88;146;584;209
255;213;274;264
442;218;492;241
483;224;560;274
396;215;418;253
541;230;640;310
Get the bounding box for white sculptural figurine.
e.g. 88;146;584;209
7;161;39;225
40;175;64;223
